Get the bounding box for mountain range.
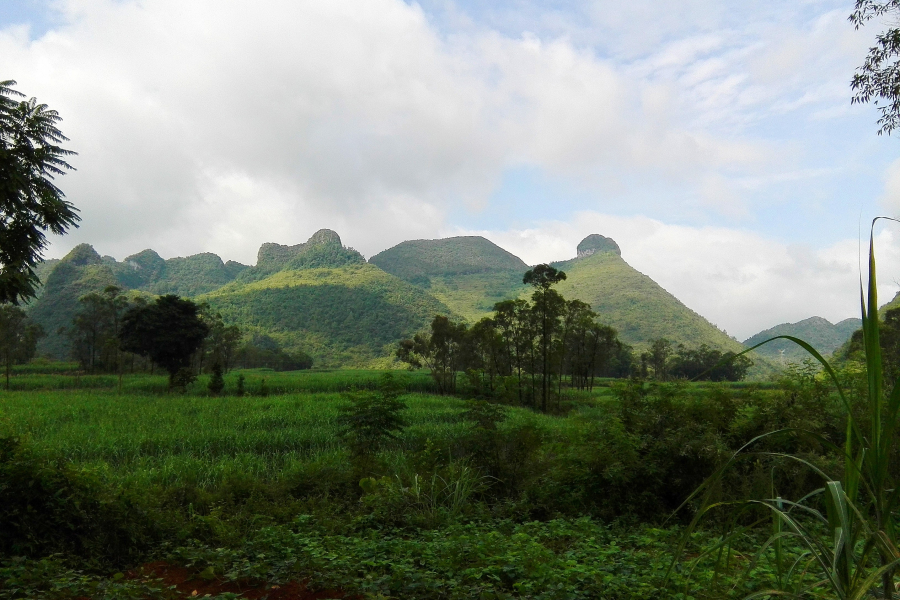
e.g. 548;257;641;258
28;229;791;371
742;316;862;363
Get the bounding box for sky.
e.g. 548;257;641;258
1;0;899;339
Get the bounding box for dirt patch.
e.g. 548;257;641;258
132;562;355;600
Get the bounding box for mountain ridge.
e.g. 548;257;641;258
743;316;863;362
30;229;773;373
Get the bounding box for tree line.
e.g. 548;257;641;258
61;287;312;386
637;337;753;382
397;264;753;411
397;265;633;411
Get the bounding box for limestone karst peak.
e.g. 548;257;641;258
307;229;341;246
576;234;620;258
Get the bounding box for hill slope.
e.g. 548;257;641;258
28;244;122;358
549;237;746;354
203;230;451;367
110;250;249;296
370;236;529;321
742;316;862;362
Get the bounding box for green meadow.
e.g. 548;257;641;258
0;366;849;599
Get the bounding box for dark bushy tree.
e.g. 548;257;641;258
0;80;79;304
207;362;225;396
118;295;209;388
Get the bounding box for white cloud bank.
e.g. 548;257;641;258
0;0;887;338
0;0;830;258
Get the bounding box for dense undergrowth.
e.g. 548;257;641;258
0;366;860;599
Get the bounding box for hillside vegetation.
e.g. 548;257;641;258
370;236;532;323
28;230;777;372
28;245;122;357
202;231;452;367
27;244;251;358
370;236;528;282
110;249;248;296
743;316;861;362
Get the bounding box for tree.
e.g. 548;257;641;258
0;304;43;389
193;304;241;373
850;1;900;134
492;298;535;405
0;80;79;303
642;338;672;381
68;285;129;372
207;362;225;396
118;295;209;388
337;372;407;458
668;343;752;381
396;315;467;394
523;264;567;412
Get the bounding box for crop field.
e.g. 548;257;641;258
0;367;843;599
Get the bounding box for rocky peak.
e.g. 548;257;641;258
577;234;620;258
61;243;102;267
307;229;341;247
256;229;348;270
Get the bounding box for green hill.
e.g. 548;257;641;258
374;233;751;353
549;237;747;355
370;236;529;321
28;244;122;358
742;316;861;363
28;244;250;359
30;258;60;300
27;230;777;372
202;230;451;367
370;236;527;281
110;249;249;296
27;231;449;366
371;233;769;372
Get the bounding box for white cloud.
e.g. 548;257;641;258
0;0;890;337
0;0;824;265
458;212;900;339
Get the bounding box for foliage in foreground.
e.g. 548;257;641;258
676;218;900;599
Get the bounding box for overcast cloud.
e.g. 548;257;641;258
0;0;897;339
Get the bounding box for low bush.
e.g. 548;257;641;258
0;437;154;565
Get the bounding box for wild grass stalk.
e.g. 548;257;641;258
673;217;900;599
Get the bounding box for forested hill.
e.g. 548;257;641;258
27;243;252;357
29;244;122;358
201;230;451;367
29;229;772;370
549;236;747;355
369;236;530;322
743;316;863;362
369;236;528;282
110;249;248;296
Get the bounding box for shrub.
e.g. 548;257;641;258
337;373;407;458
0;437;153;563
207;363;225;396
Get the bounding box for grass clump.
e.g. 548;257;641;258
674;218;900;599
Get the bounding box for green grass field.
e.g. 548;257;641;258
0;368;835;599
